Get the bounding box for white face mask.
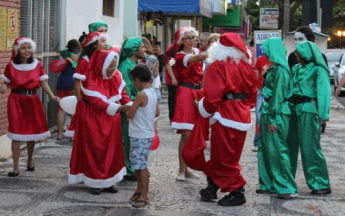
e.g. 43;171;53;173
294;32;307;45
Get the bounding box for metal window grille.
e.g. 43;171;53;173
20;0;61;129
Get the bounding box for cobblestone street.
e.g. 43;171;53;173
0;90;344;216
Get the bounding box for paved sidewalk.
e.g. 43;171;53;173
0;91;345;216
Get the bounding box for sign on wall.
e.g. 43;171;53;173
259;8;278;30
7;9;18;49
0;8;19;51
254;30;282;60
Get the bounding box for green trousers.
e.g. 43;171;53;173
258;114;298;194
121;113;134;176
287;107;330;190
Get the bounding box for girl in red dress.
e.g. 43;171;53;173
68;50;132;195
170;27;208;181
64;32;108;138
0;37;59;177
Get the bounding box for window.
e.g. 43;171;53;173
103;0;115;17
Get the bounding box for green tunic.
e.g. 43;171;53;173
287;41;331;190
258;37;298;194
117;37;143;177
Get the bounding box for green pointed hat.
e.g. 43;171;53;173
262;37;290;72
118;37;143;65
88;22;108;32
296;41;329;72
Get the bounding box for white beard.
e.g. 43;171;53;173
207;41;251;65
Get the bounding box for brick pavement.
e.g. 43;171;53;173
0;91;344;216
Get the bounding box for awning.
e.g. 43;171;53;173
138;0;212;18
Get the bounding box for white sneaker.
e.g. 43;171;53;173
176;173;185;181
251;147;258;152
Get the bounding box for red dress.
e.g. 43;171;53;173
171;48;204;130
64;56;89;138
0;60;50;141
68;51;131;188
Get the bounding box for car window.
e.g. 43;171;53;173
326;51;344;61
339;54;343;65
342;56;345;66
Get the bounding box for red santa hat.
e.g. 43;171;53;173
207;32;251;64
174;27;199;51
11;37;36;59
87;50;118;80
81;32;107;48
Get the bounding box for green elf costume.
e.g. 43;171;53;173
257;37;298;199
118;37;143;177
287;41;331;195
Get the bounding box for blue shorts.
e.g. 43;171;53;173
129;137;153;170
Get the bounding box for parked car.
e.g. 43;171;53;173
326;49;344;83
333;51;345;96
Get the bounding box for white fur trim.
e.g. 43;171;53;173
68;166;127;188
198;98;213;118
84;33;108;47
171;122;194;130
7;131;51;142
11;59;38;71
13;38;36;56
64;130;75;138
183;54;193;67
169;58;176;66
209;112;252;131
177;27;199;45
106;103;120;116
102;51;117;80
125;101;133;106
73;73;86;81
82;55;89;62
80;79;125;104
39;74;49;81
0;74;11;83
207;41;250;65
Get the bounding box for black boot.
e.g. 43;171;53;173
90;188;101;195
199;177;219;202
217;187;246;206
321;123;326;133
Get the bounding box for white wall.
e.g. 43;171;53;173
63;0;127;46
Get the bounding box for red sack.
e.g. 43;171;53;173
182;116;208;171
49;59;68;73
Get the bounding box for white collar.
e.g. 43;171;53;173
11;59;38;71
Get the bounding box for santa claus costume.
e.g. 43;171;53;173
1;38;51;141
68;50;131;194
197;33;257;206
64;32;107;138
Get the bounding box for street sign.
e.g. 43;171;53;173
259;8;278;29
254;30;282;60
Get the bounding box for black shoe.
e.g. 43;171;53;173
90;188;101;195
103;186;118;193
8;171;20;177
256;189;273;194
277;193;299;199
217;188;246;206
321;123;326;133
200;177;219;202
310;188;331;195
123;175;137;181
27;162;35;171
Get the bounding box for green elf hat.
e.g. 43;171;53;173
296;41;329;72
118;37;143;66
88;21;108;33
262;37;290;73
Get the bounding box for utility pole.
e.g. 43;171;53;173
283;0;290;34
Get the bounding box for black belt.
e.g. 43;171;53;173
178;82;201;90
11;89;37;96
289;96;314;105
82;97;90;105
222;93;247;100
